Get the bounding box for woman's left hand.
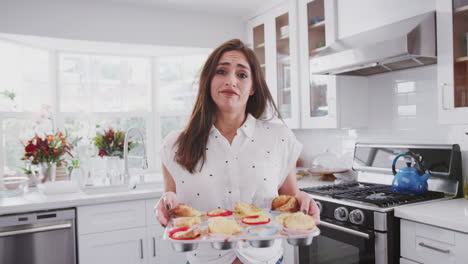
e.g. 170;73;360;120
295;191;321;225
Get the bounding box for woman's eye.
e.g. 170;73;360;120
216;69;226;75
238;73;248;79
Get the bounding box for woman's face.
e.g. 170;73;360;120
210;50;254;113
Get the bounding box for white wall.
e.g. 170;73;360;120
295;65;468;178
337;0;436;38
0;0;244;48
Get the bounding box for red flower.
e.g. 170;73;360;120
53;148;59;155
25;143;37;153
98;150;107;157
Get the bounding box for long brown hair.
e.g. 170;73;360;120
174;39;280;173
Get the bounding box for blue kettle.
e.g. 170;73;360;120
392;152;431;194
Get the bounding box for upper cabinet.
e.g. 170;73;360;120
437;0;468;124
298;0;368;129
247;2;301;128
246;0;367;129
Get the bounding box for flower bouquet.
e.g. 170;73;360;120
92;128;137;185
22;131;74;182
92;128;136;159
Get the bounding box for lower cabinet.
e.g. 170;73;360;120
79;227;147;264
145;199;187;264
78;198;187;264
400;219;468;264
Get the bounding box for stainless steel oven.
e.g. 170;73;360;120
0;209;76;264
298;198;397;264
299;143;462;264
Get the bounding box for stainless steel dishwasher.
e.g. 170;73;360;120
0;208;76;264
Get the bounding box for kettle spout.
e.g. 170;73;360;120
420;172;431;181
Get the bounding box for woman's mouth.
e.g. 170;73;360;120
220;89;238;96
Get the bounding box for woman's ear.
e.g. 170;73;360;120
250;89;255;96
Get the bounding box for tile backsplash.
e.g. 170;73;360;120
294;65;468;178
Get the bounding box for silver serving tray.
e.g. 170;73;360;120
162;210;320;252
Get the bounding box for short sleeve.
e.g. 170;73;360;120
160;130;181;176
278;127;303;188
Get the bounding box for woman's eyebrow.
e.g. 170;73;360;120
217;62;251;72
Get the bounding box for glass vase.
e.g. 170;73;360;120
38;162;57;183
104;156;124;185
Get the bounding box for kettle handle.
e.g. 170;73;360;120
391;152;426;175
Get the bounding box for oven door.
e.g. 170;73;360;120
299;219;375;264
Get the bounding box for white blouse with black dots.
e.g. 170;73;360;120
161;114;302;264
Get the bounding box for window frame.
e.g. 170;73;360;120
1;38;209;179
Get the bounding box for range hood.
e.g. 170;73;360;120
310;11;436;76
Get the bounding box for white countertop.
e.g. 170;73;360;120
395;198;468;234
0;175;332;216
0;184;164;215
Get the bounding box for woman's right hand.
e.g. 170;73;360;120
154;191;178;227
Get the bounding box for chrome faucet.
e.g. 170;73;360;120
123;127;148;184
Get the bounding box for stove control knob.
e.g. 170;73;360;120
315;201;323;214
349;209;365;225
334;207;349;221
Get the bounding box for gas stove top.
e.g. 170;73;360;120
301;182;446;208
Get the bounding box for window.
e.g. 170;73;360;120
0;36;209;181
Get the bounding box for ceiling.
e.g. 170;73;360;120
87;0;279;17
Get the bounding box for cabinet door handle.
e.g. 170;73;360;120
441;82;450;110
418;242;450;254
139;239;144;259
152;237;156;257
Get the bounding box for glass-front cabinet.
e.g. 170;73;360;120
253;24;266;78
437;0;468;124
247;2;300;128
298;0;339;128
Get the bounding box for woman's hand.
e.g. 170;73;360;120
295;191;321;225
154;191;178;227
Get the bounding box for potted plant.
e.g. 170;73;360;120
21;131;75;183
92;128;137;184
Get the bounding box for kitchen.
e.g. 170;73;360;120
1;0;468;263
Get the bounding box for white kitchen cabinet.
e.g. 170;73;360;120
79;227;147;264
437;0;468;124
77;200;146;235
298;0;368;129
78;198;187;264
246;1;301;128
246;0;367;129
145;199;187;264
400;219;468;264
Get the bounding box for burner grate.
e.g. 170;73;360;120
301;182;388;197
334;186;446;207
301;182;446;208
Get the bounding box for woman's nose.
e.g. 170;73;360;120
224;73;237;87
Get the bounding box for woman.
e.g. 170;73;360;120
155;39;320;264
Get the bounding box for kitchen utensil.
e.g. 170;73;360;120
391;152;430;194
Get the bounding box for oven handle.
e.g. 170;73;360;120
0;223;72;237
320;221;371;240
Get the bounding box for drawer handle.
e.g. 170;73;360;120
140;239;144;259
418;242;450;254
